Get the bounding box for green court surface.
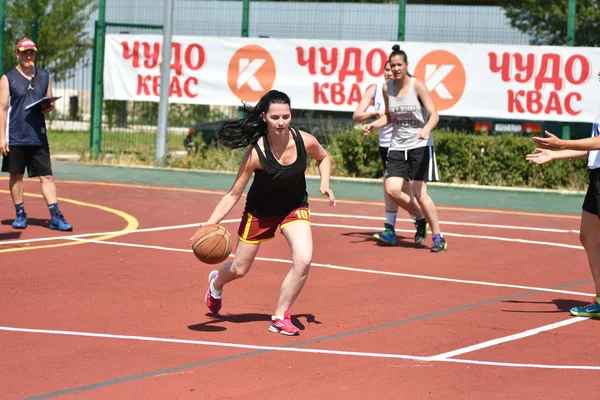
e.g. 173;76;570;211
52;162;583;215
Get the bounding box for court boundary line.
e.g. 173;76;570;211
430;317;588;360
0;213;582;248
0;320;595;371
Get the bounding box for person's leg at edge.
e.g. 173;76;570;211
412;180;447;252
571;210;600;317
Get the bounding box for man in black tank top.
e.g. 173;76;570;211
197;90;335;336
0;38;72;231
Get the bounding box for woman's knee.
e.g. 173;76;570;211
293;253;312;275
231;261;252;278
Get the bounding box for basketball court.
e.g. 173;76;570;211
1;175;598;399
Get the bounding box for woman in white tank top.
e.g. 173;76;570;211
527;71;600;316
353;61;424;246
363;45;447;252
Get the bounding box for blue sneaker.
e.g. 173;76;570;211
570;298;600;318
12;211;27;229
49;211;73;231
431;234;447;253
373;223;397;245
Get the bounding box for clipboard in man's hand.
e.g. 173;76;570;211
25;96;61;111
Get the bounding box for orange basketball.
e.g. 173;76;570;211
191;224;232;264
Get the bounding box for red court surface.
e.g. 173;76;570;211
1;179;599;399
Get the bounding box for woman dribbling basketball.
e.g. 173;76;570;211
199;89;335;336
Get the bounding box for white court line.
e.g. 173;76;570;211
0;213;580;247
430;317;588;360
310;222;584;250
1;325;598;371
66;237;593;297
311;212;580;234
0;219;242;246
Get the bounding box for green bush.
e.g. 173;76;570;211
323;128;588;190
49;127;589;191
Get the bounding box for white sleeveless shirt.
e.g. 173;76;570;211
387;78;432;151
588;111;600;169
372;82;393;147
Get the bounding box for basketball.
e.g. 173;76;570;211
191;224;232;264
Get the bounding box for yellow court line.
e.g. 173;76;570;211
1;177;580;220
0;190;139;253
54;179;580;220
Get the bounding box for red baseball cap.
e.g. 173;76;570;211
16;38;37;52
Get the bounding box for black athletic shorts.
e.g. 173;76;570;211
1;145;53;177
583;168;600;217
385;146;439;181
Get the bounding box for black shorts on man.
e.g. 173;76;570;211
1;145;53;177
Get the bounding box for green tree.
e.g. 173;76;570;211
4;0;97;79
503;0;600;46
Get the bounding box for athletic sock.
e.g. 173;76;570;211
385;212;397;227
210;281;222;298
272;315;284;321
15;203;25;214
48;203;59;218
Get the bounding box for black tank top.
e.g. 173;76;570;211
244;127;309;217
5;67;50;146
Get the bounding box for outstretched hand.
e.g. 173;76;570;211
320;186;336;206
532;130;563;150
525;148;553;165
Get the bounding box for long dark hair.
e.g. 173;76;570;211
389;44;412;77
218;90;292;149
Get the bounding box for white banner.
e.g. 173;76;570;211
104;34;600;122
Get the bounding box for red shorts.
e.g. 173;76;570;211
238;207;311;243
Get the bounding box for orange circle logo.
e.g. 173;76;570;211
227;45;276;102
413;50;466;111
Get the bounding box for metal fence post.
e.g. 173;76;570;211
0;0;5;74
90;0;106;157
242;0;250;38
562;0;577;140
155;0;174;166
32;18;39;44
397;0;406;41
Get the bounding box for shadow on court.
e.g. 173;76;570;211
188;313;322;332
341;230;425;249
0;231;22;240
500;298;594;314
